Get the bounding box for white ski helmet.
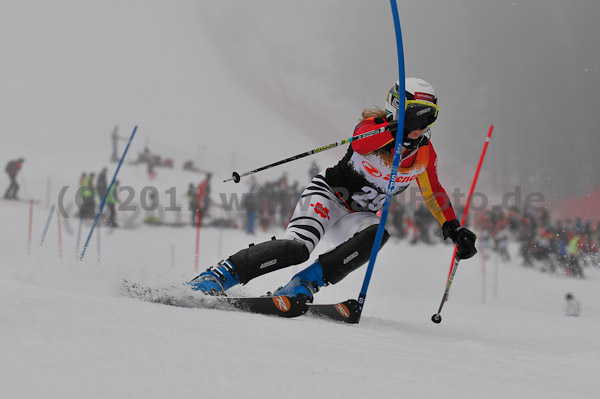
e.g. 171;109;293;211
385;77;438;121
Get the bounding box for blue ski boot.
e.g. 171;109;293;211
274;261;325;303
189;260;240;295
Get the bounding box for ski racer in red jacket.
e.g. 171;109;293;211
189;78;477;302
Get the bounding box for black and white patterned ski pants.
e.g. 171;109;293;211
283;173;380;254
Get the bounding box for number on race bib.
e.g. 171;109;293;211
351;186;386;212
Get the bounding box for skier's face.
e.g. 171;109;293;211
401;127;429;150
406;128;427;140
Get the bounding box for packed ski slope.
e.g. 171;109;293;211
1;192;598;399
2;1;600;398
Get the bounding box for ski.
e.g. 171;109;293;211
307;299;361;324
121;280;308;318
122;280;360;323
226;295;308;318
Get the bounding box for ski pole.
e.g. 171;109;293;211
431;255;460;323
223;125;390;183
80;125;137;261
356;0;405;320
431;124;494;324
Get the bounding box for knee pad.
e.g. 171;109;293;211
229;238;310;284
319;224;390;285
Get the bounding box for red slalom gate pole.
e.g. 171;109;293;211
27;199;34;255
432;125;494;324
446;125;494;284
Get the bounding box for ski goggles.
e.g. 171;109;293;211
386;97;440;130
404;100;439;131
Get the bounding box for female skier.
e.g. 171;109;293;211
189;77;477;302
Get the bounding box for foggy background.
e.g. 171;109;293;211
1;0;599;212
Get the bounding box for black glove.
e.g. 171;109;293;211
442;219;477;259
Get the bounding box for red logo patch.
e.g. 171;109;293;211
414;92;436;103
310;202;331;220
362;161;382;177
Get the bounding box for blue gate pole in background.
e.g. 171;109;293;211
40;204;56;246
80;126;137;261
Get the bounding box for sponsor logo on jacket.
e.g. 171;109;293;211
361;161;419;184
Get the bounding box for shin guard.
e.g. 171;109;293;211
229;238;310;284
319;224;390;285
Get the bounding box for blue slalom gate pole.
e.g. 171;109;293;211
357;0;405;318
40;204;56;246
80;125;137;261
96;222;101;263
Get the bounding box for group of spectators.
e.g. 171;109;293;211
229;171;599;280
473;206;599;278
9;146;593;279
77;168;119;226
7;153;598;280
130;147;174;179
240;174;302;234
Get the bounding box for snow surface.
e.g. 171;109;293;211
1;194;599;399
1;1;599;398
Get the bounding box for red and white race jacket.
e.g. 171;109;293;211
324;117;457;226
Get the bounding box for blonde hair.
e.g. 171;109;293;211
360;106;388;121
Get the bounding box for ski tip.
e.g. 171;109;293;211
307;299;361;324
335;300;361;324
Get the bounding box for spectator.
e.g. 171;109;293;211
106;180;120;227
564;292;581;317
200;173;212;221
97;168;108;202
4;157;25;200
187;183;198;226
242;182;258;235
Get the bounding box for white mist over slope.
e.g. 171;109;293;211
0;0;330;189
2;1;599;201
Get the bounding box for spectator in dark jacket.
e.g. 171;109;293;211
4;158;25;200
96;168;108;202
